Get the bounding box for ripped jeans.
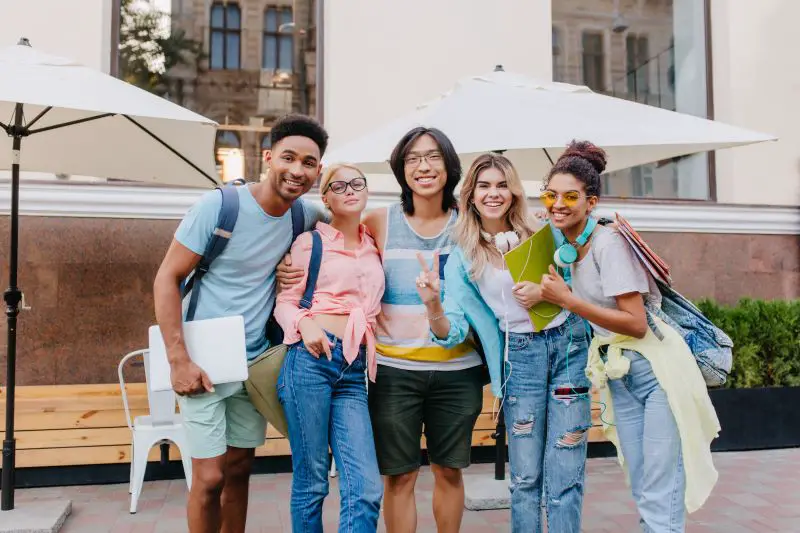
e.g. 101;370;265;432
502;313;591;533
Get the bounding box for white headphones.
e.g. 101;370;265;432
480;228;520;422
481;230;520;254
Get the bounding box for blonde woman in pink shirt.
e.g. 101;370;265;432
274;163;384;533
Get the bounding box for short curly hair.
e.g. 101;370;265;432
544;140;607;198
270;113;329;157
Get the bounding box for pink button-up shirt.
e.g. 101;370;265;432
274;222;385;381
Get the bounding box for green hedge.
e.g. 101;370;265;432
695;299;800;389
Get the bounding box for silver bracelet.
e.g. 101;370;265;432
428;313;446;321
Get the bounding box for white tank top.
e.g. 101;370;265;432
476;265;568;333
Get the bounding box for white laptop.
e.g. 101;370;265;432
147;315;248;392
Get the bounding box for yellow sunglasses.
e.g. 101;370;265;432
539;190;587;208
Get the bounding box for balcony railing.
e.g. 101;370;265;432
610;43;675;111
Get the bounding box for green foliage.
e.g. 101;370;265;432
118;0;204;95
696;299;800;389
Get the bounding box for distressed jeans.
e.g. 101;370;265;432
607;350;686;533
502;313;591;533
277;331;382;533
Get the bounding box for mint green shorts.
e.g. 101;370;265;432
177;380;266;459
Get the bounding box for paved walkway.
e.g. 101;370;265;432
15;448;800;532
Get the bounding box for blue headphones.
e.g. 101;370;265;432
551;217;597;268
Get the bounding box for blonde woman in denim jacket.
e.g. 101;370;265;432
415;153;592;532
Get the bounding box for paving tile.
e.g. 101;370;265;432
14;448;800;532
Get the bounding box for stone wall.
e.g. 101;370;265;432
0;215;796;386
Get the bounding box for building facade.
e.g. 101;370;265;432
552;0;704;199
0;0;798;388
164;0;317;182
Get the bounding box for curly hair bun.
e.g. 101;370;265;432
560;140;607;175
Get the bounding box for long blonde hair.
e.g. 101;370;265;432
452;153;534;280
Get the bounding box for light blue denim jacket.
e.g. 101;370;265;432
430;246;506;398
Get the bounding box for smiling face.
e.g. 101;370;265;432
472;167;513;225
543;172;598;232
322;167;369;217
264;135;322;202
402;134;447;199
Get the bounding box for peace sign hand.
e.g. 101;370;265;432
415;251;442;306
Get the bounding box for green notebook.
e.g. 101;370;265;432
503;225;563;331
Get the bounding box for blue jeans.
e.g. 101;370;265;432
277;331;382;533
607;350;686;533
502;313;591;533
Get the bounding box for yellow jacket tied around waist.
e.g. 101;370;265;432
586;314;721;513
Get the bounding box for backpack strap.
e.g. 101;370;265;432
184;185;240;321
299;230;323;310
290;200;305;242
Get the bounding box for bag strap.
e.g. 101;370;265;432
290;199;305;242
591;236;666;338
299;230;323;310
184;185;240;321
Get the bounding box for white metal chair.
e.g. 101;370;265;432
118;349;193;513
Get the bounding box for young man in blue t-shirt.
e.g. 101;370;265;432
153;114;328;533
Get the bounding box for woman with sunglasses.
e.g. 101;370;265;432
274;164;384;532
414;153;592;533
537;141;720;532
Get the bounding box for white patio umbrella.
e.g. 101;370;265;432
0;38;220;511
324;65;776;179
325;65;777;489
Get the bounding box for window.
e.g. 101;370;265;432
553;1;711;200
631;166;654;197
626;34;650;101
210;2;241;70
552;27;565;82
113;0;319;185
215;130;243;182
581;32;605;91
263;6;294;72
259;134;272;179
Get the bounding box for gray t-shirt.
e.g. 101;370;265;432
570;224;659;337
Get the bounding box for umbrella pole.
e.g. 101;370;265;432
1;102;24;511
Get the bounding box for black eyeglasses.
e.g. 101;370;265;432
325;176;368;194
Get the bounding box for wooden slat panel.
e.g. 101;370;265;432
13;429;608;469
14;438;292;468
2;409;145;431
17;445;135;468
1;383;143;399
1;427;133;450
0;384;149;414
1;394;150;414
3;383;610;469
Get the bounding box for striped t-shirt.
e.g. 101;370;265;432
375;203;482;371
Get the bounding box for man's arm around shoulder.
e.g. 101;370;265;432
362;207;387;251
